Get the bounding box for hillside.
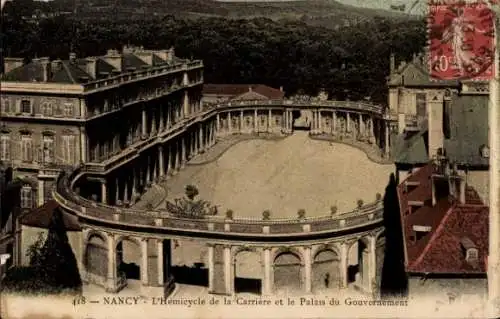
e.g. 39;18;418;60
46;0;417;27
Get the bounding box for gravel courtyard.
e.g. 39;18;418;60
161;131;394;219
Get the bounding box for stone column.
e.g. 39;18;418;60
283;110;288;133
340;242;348;288
37;180;45;206
183;91;189;118
208;244;215;293
141;238;148;286
159;107;164;132
123;177;129;204
175;140;180;171
304;246;312;293
268;109;272;133
254;109;258;132
131;169;137;202
346;112;351;133
80;229;88;283
181;137;186;168
318;110;323;134
157;239;164;286
262;248;273;295
313;110;317;133
167;106;171;129
224;245;232;295
359;113;364;137
150;110;157;137
100;180;107;204
146;156;151;184
385;121;390;155
106;233;117;292
228;112;232;134
167;145;172;175
368;235;377;293
115;178;120;204
80;127;87;163
216;113;220;131
158;146;164;178
332;111;337;134
142;109;147;138
240;110;244;132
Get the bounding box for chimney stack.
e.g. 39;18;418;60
69;52;77;64
33;57;51;82
51;60;63;74
84;57;98;79
390;53;395;74
279;86;283;92
168;47;175;62
249;86;252;92
3;57;24;74
103;49;123;72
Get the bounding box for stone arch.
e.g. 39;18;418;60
84;232;108;284
312;247;341;292
273;247;303;294
272;246;304;265
85;229;107;244
115;235;142;281
233;247;262;294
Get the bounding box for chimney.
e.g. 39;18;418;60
33;57;51;82
460;237;478;265
279;86;283;92
168;47;175;62
3;57;24;74
84;57;98;79
103;49;123;72
69;52;77;64
390;53;395;73
51;60;63;74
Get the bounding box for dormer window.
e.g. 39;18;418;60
480;144;489;158
460;237;478;264
412;225;431;241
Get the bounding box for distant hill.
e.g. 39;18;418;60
48;0;419;27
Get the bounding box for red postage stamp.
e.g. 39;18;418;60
428;1;495;80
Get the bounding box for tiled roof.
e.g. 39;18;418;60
2;62;45;82
444;93;489;167
19;200;81;231
203;84;285;100
232;90;269;101
397;163;489;274
122;53;148;70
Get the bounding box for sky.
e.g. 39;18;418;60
215;0;426;15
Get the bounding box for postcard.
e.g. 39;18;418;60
0;0;499;318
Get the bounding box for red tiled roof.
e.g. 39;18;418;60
398;162;489;274
19;200;81;231
202;84;285;100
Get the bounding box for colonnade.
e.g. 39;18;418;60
96;117;217;206
81;228;382;297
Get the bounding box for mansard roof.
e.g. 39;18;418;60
387;52;460;88
1;46;184;84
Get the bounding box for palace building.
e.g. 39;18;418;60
0;45;204;265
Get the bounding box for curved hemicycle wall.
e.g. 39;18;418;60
53;99;391;296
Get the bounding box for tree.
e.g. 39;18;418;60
185;184;199;200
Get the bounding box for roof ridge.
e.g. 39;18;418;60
410;204;456;269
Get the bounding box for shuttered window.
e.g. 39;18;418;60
62;135;76;164
21;135;33;162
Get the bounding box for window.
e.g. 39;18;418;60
21;99;32;114
416;93;426;117
443;99;451;139
42;135;54;163
261;116;266;125
21;134;33;162
275;116;280;125
0;134;10;160
62;135;76;164
2;98;12;113
21;186;33;209
42;102;53;116
64;103;73;117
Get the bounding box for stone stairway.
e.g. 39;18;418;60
131;183;167;209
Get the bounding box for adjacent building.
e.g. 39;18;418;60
0;45;204;265
388;52;490;205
